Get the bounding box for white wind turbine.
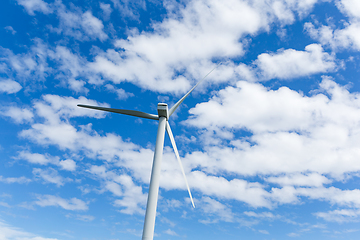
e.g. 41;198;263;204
77;64;220;240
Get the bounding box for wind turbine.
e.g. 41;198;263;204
77;64;220;240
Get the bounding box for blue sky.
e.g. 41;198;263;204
1;0;360;239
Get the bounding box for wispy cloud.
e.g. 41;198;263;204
0;218;57;239
35;195;88;211
0;176;31;184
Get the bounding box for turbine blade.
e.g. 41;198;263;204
168;62;222;117
77;104;159;120
165;121;195;208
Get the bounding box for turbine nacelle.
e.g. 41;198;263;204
157;103;168;119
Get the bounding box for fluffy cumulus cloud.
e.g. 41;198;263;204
185;79;360;177
305;0;360;51
305;22;360;51
336;0;360;19
177;78;360;212
58;159;76;171
4;0;331;94
89;0;324;93
248;44;337;80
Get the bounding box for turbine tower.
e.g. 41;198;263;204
77;64;220;240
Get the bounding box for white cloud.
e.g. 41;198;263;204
17;0;53;15
0;41;106;92
7;0;328;94
16;85;360;211
0;176;31;184
259;229;270;234
111;0;146;20
336;0;360;19
19;95;112;150
0;202;11;208
244;211;279;219
33;168;70;187
266;173;332;187
298;187;360;208
261;0;320;20
1;106;33;123
0;79;22;94
18;151;76;172
76;214;95;222
100;2;112;20
35;194;88;211
38;94;109;120
18;151;58;165
105;84;134;100
89;0;267;93
0;39;50;82
288;232;300;237
58;159;76;171
247;44;337;80
46;46;97;92
0;219;57;240
66;214;95;222
105;181;123;196
87;0;326;93
305;22;360;51
164;229;179;236
271;186;299;204
199;196;235;223
270;1;295;25
305;0;360;51
4;26;16;35
12;76;360;213
184;79;360;179
88;165;147;215
81;11;108;41
161;199;183;212
17;0;107;41
269;186;360;208
315;208;360;223
111;175;147;215
53;3;108;41
189;171;271;208
15;77;360;212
